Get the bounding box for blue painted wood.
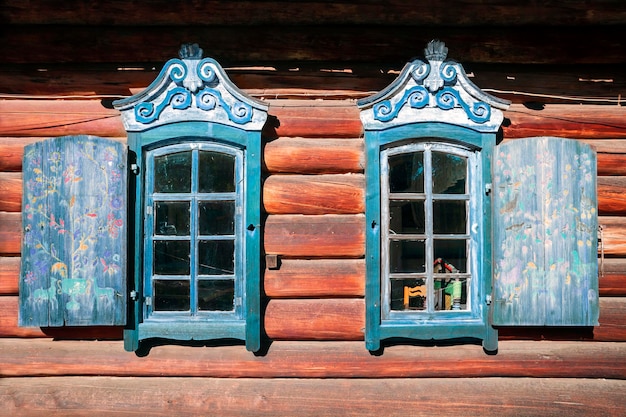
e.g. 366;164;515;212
492;137;599;326
358;41;507;352
20;136;127;326
113;45;266;353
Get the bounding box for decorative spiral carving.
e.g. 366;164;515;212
411;60;430;83
436;89;457;110
165;59;187;83
197;90;217;111
440;62;458;83
135;87;191;123
198;59;217;83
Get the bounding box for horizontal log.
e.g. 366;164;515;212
597;153;626;176
0;295;624;341
0;338;625;380
3;64;626;105
264;138;364;174
0;212;21;256
2;376;624;417
1;172;622;215
0;257;20;295
0;173;22;212
599;217;626;256
263;174;364;215
3;100;626;140
264;214;365;258
265;298;364;341
3;25;626;65
264;259;365;298
600;258;626;296
598;177;626;215
6;0;626;27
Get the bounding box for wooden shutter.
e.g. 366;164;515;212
492;137;599;326
19;136;127;326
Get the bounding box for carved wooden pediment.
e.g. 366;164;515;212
114;44;268;132
358;40;510;133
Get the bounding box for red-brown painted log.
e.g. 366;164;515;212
0;212;21;256
263;137;364;174
264;214;365;258
0;257;20;295
263;174;364;215
264;259;365;298
599;217;626;256
0;339;625;380
265;298;364;341
598;177;626;215
1;376;624;417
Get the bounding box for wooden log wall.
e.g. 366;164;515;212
2;2;626;414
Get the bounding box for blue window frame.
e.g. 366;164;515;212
113;44;267;353
358;41;510;352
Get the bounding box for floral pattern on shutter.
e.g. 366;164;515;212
19;136;127;326
492;137;599;326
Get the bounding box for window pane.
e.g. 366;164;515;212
432;152;466;194
433;240;467;273
434;278;468;311
198;280;235;311
389;200;425;234
199;151;235;193
433;200;467;234
391;278;427;311
389;240;425;273
388;152;424;193
153;280;190;311
154;240;190;275
154;151;192;193
199;201;235;235
155;201;190;236
198;240;234;275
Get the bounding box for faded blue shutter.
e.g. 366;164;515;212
20;136;127;326
492;137;598;326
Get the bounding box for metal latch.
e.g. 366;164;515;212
486;294;492;305
485;183;492;195
145;296;152;306
130;290;137;301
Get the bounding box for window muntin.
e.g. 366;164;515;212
382;142;476;318
145;142;243;319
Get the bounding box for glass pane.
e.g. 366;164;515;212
154;240;190;275
155;201;190;236
389;200;425;234
389;240;425;273
153;280;190;311
433;200;467;234
198;280;235;311
388;152;424;193
199;151;236;193
432;152;466;194
199;201;235;235
391;278;427;311
433;240;467;273
154;151;192;193
434;278;468;311
198;240;234;275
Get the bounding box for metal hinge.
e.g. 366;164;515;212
130;290;137;301
485;183;492;195
235;297;242;307
146;205;153;215
145;296;152;306
486;294;492;305
130;163;140;175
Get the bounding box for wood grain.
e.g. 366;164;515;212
263;174;364;215
0;339;625;379
265;298;364;340
264;138;364;174
0;376;624;417
264;258;365;298
264;214;365;258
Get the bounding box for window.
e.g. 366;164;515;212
145;143;243;317
358;40;598;353
382;143;476;317
113;44;267;352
